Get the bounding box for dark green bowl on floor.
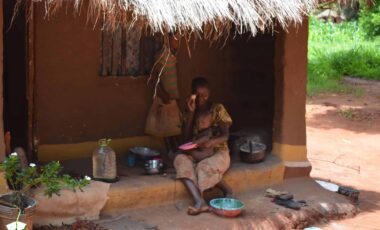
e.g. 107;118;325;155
209;198;244;218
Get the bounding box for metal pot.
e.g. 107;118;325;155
129;147;160;166
239;141;266;164
0;194;37;229
144;158;163;175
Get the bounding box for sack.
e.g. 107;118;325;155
145;97;182;137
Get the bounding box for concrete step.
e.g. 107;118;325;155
101;154;284;215
98;178;357;230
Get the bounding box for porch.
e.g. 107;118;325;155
60;154;284;214
29;154;284;225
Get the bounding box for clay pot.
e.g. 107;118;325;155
0;194;37;230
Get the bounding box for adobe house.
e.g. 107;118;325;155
0;0;314;215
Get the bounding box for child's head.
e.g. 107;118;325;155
196;111;212;131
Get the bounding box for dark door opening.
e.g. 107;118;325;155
3;1;28;154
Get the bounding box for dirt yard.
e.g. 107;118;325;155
306;77;380;229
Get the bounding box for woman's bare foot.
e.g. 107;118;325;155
187;204;209;215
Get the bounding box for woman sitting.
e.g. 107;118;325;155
174;77;233;215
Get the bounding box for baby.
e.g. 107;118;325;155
187;111;215;162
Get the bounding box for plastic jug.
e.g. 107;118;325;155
92;138;117;182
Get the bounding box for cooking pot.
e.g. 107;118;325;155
144;158;163;175
239;141;266;163
129;147;160;166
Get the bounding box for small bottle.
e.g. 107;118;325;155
92;138;117;182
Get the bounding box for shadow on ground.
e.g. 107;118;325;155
307;106;380;134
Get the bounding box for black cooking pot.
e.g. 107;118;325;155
239;142;266;164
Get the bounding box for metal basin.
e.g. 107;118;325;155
210;198;244;218
130;147;160;157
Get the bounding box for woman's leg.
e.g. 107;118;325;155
216;179;234;198
163;137;174;168
182;178;207;208
174;154;208;214
182;178;209;215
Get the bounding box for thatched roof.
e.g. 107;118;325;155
31;0;317;39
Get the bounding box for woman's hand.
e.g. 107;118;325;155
198;139;216;149
186;95;196;112
190;150;214;162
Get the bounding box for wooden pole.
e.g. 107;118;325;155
27;2;37;160
0;0;6;161
0;0;7;190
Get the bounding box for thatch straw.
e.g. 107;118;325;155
29;0;317;39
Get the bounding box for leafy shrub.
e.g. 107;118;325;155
0;153;91;212
308;15;380;94
359;0;380;38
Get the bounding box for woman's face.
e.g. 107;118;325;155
195;86;210;107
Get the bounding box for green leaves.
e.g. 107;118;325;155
359;0;380;38
0;155;90;209
308;15;380;95
0;154;21;185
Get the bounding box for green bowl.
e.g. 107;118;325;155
209;198;244;218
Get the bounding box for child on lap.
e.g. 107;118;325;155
186;111;215;162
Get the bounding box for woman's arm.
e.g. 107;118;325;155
183;97;196;141
183;111;195;142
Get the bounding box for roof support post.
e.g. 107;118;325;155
0;0;5;161
273;18;311;178
0;0;10;193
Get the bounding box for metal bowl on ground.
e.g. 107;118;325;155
129;147;160;161
209;198;244;218
239;142;266;163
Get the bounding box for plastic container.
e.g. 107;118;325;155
92;139;117;182
127;154;136;167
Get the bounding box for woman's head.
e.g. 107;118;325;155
191;77;210;108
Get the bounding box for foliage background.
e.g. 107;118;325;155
308;1;380;95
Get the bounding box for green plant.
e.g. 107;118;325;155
359;0;380;38
338;108;356;120
0;153;90;212
308;15;380;95
353;87;364;97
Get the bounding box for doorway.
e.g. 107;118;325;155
3;0;28;155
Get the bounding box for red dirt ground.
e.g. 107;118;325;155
307;78;380;229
